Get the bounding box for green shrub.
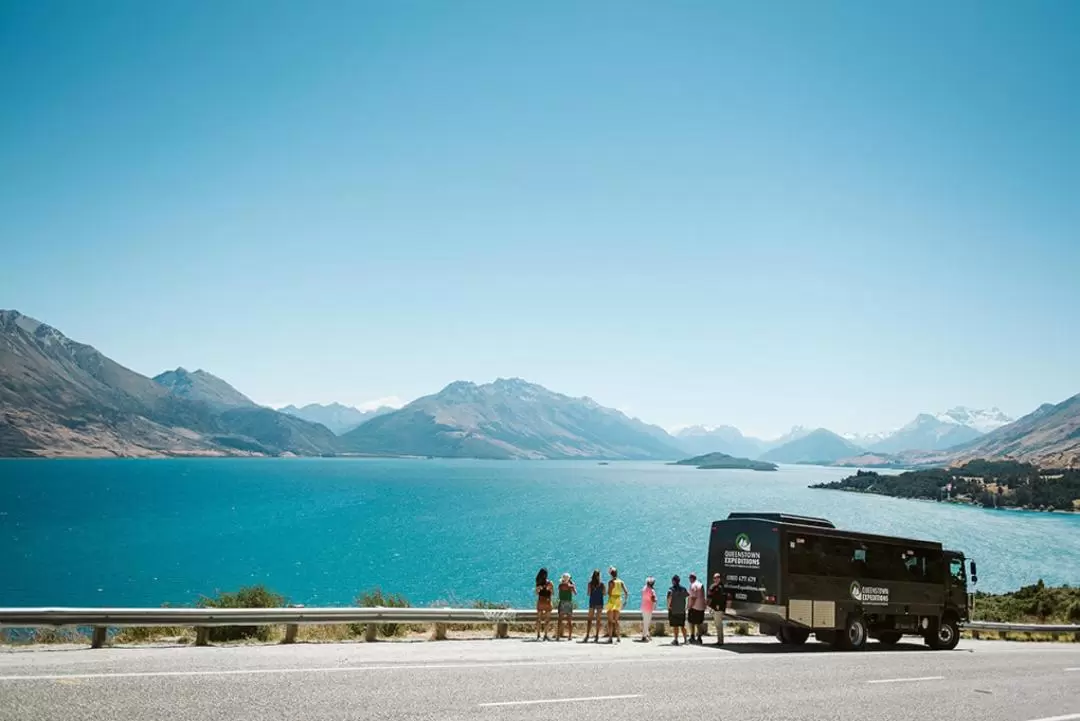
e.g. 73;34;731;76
197;585;286;642
353;587;411;638
973;582;1080;624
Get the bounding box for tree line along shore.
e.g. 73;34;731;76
810;460;1080;512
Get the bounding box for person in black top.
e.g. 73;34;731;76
707;572;726;646
535;568;553;641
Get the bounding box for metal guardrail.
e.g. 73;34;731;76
963;620;1080;634
1;607;1076;647
0;606;664;647
0;606;666;628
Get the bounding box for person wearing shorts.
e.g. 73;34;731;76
687;573;707;644
583;569;604;643
667;575;689;646
555;572;576;641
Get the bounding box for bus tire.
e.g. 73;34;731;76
778;627;810;645
876;631;902;646
839;613;868;651
926;614;959;650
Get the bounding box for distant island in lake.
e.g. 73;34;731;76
673;452;778;472
810;460;1080;512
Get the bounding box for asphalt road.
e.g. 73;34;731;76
1;635;1077;721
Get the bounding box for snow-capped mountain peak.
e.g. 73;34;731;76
934;406;1014;434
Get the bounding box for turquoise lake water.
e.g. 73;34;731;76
1;458;1077;608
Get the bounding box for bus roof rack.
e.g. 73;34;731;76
726;512;836;529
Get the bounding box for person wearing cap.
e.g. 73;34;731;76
555;572;577;641
707;572;726;645
639;577;657;642
687;573;708;644
667;574;689;646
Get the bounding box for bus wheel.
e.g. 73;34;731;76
778;627;810;645
876;631;902;646
926;615;959;650
840;614;868;651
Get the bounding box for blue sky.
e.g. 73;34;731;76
2;1;1077;437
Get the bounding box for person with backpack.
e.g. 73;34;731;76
555;572;577;641
667;574;689;646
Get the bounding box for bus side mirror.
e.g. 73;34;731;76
970;560;978;585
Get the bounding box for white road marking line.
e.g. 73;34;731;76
1021;714;1080;721
1066;667;1079;672
479;694;641;707
0;655;716;682
866;676;945;685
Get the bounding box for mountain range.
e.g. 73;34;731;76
0;311;336;457
339;378;682;460
279;402;395;435
1;309;1076;466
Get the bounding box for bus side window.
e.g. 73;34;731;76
852;546;868;576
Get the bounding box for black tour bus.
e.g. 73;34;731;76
707;512;976;650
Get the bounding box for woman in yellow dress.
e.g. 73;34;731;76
604;566;628;643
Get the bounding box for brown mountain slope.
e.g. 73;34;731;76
0;310;336;457
885;393;1080;469
946;394;1080;468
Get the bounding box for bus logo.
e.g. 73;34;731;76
735;533;752;551
850;581;863;601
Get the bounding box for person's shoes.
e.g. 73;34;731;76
672;639;679;646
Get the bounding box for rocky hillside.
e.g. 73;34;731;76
867;413;985;454
946;394;1080;468
339;378;683;460
759;428;864;464
0;310;337;457
153;368;257;409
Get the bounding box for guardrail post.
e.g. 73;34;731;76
971;630;980;640
91;626;107;649
364;623;378;642
431;623;447;641
495;621;509;639
195;627;210;647
283;604;302;644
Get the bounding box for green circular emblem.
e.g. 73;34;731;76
735;533;752;551
850;581;863;601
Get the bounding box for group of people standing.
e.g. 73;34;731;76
534;567;727;646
